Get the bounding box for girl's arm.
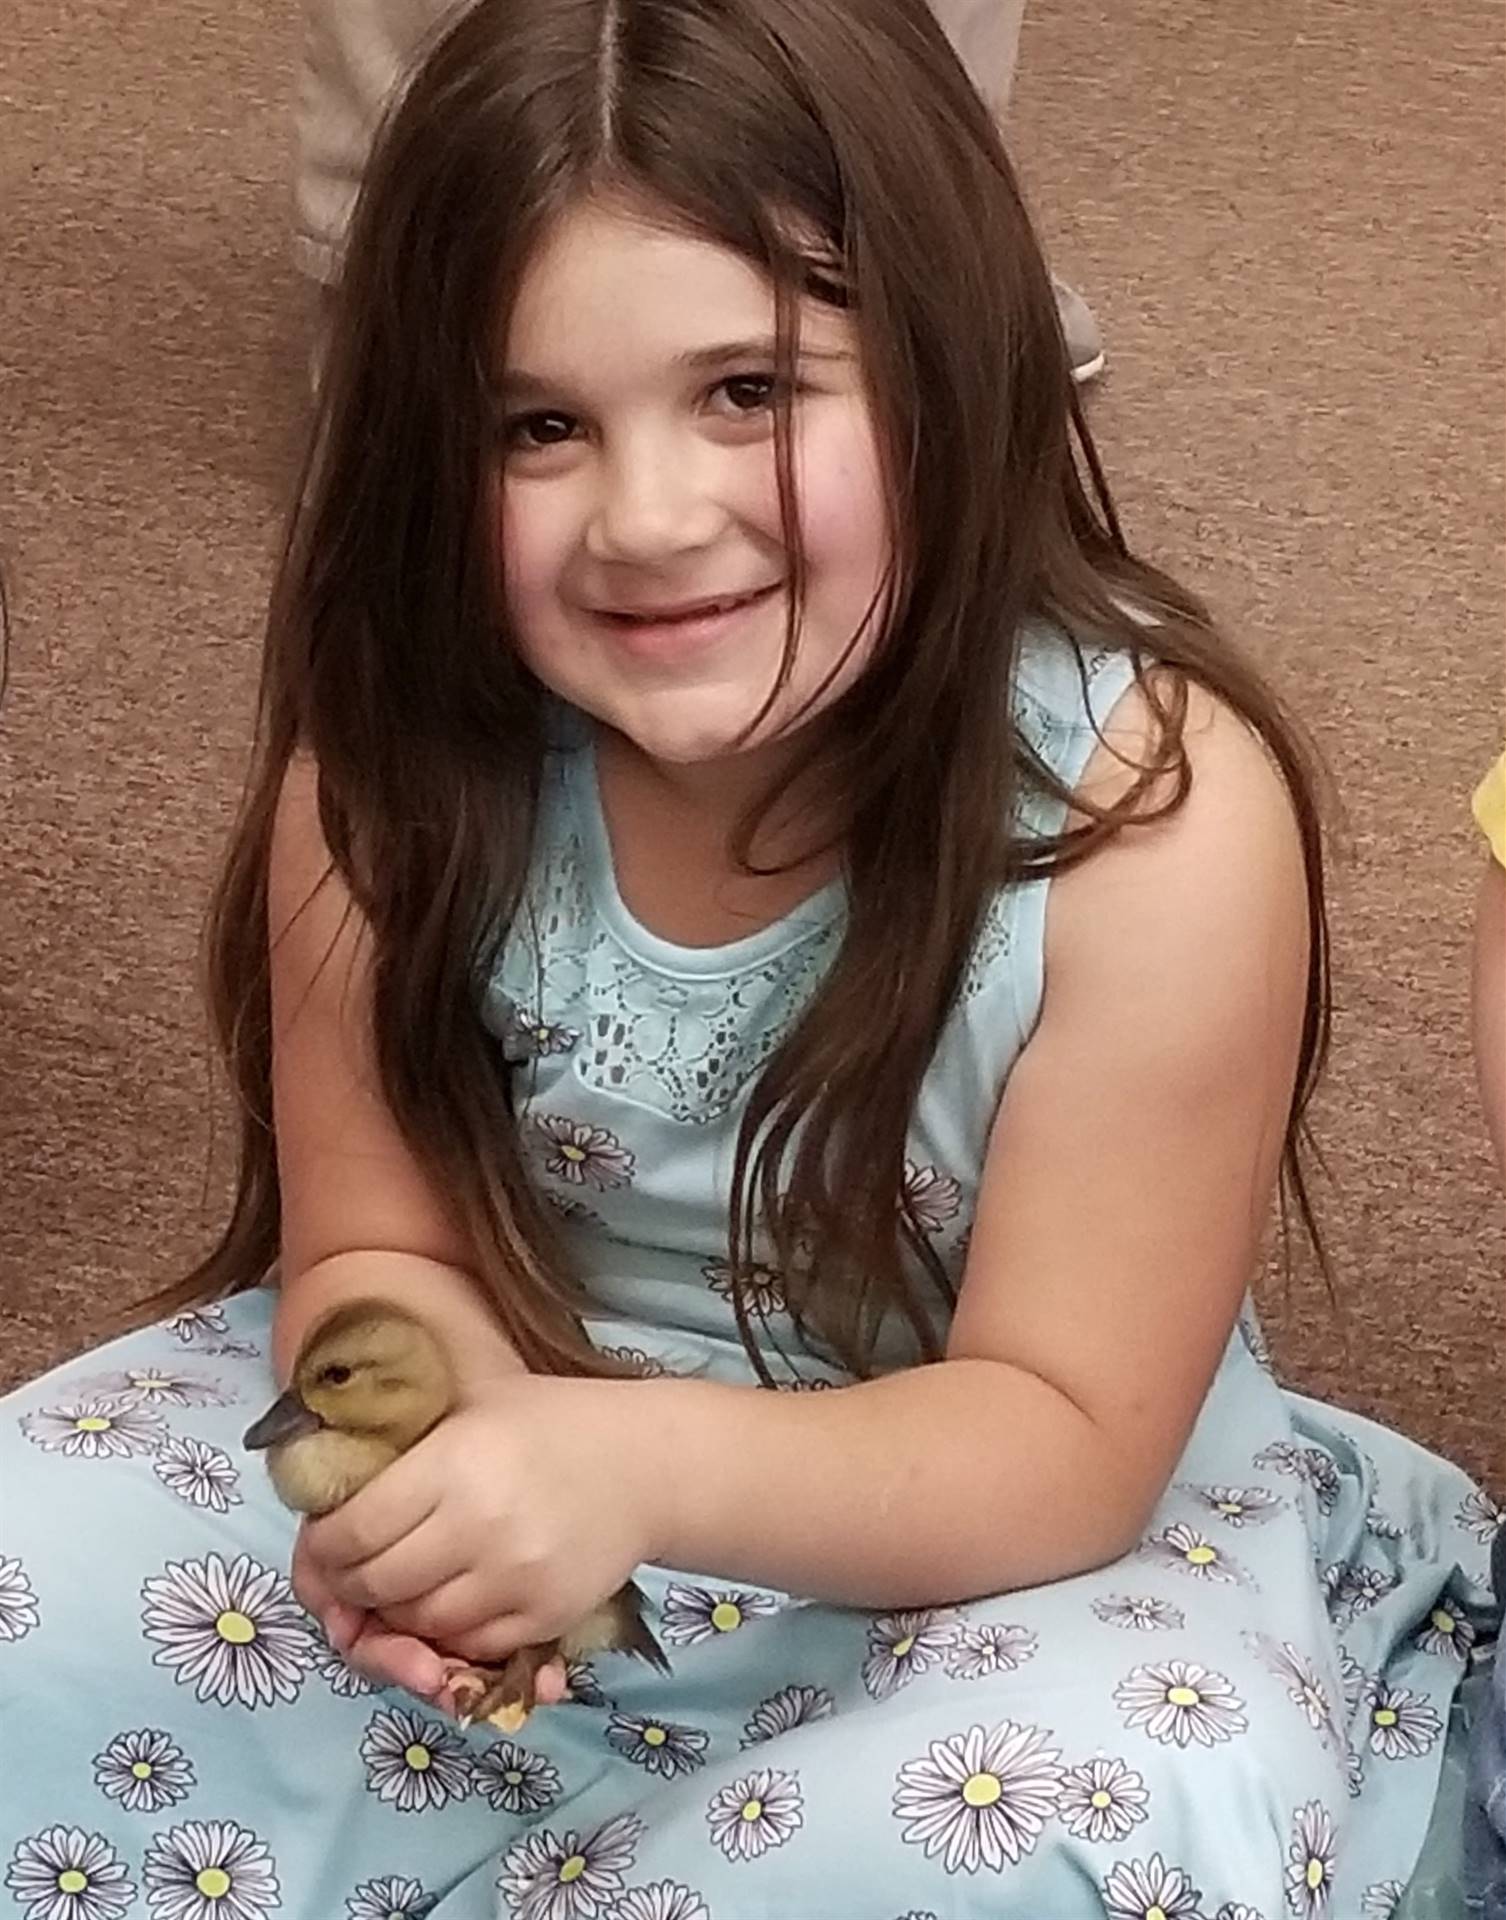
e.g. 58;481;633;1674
633;687;1310;1605
268;757;523;1391
1474;859;1506;1180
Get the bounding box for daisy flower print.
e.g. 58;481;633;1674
1057;1756;1151;1843
658;1583;780;1647
1284;1801;1337;1917
706;1768;805;1863
1363;1684;1441;1761
5;1827;135;1919
1092;1593;1186;1633
140;1552;318;1708
605;1713;710;1780
1140;1522;1250;1586
1179;1483;1282;1529
533;1115;635;1191
741;1684;835;1747
901;1160;962;1233
21;1396;165;1461
346;1877;436;1920
497;1812;642;1920
476;1740;562;1816
1414;1592;1477;1661
862;1610;961;1699
1115;1660;1248;1749
93;1729;196;1814
701;1258;787;1318
360;1706;474;1813
892;1720;1063;1874
141;1819;279;1920
613;1885;710;1920
153;1436;242;1513
0;1556;40;1642
946;1622;1037;1679
1101;1854;1204;1920
1458;1487;1504;1544
164;1305;230;1347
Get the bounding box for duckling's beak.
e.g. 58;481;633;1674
243;1389;325;1453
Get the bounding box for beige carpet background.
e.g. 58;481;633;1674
2;2;1503;1487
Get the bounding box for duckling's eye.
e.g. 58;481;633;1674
317;1363;352;1387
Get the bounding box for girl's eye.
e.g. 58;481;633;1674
718;374;781;414
503;410;576;451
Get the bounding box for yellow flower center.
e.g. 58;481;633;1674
1432;1608;1455;1634
1090;1789;1113;1809
405;1744;432;1771
1186;1545;1217;1566
962;1771;1002;1808
741;1799;763;1822
892;1634;916;1657
1374;1707;1398;1727
196;1868;232;1898
1148;1908;1168;1920
643;1725;668;1746
215;1610;256;1645
58;1872;89;1896
558;1855;587;1883
504;1769;523;1785
1217;1501;1242;1515
75;1416;112;1433
1307;1859;1326;1890
711;1602;743;1632
1167;1686;1201;1708
562;1144;587;1162
131;1761;154;1779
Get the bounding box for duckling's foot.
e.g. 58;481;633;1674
448;1643;561;1733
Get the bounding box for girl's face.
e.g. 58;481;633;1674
494;197;892;768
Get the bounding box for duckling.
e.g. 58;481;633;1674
243;1298;668;1732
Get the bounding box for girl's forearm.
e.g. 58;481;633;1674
637;1358;1154;1608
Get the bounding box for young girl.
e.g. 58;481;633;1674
2;0;1494;1913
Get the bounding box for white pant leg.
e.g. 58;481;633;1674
292;0;1029;282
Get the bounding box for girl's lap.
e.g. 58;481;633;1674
0;1296;1480;1915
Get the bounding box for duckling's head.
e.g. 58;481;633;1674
244;1300;457;1461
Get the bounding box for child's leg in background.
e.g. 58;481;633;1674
293;0;1030;287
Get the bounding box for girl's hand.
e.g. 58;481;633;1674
299;1374;665;1665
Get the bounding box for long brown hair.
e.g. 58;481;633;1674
150;0;1329;1376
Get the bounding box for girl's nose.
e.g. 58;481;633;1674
584;439;728;565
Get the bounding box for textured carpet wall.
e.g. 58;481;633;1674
1;3;1503;1487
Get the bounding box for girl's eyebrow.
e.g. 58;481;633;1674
495;336;854;401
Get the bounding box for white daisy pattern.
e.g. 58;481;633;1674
1217;1908;1265;1920
901;1160;963;1233
705;1768;804;1864
1092;1593;1186;1633
561;1659;613;1709
93;1729;196;1814
20;1396;166;1461
361;1706;475;1813
476;1740;563;1815
1246;1634;1344;1751
346;1876;436;1920
1321;1561;1397;1626
1414;1592;1477;1662
946;1622;1038;1680
122;1368;233;1409
141;1553;318;1708
165;1306;229;1347
1058;1755;1151;1843
153;1436;242;1513
741;1684;835;1747
1361;1882;1405;1920
1284;1801;1337;1917
893;1720;1063;1874
701;1259;787;1318
1140;1523;1250;1586
140;1819;279;1919
496;1811;642;1919
1101;1853;1204;1920
534;1115;636;1191
1180;1484;1283;1529
612;1885;710;1920
5;1827;136;1919
518;1015;581;1057
317;1647;373;1698
1115;1661;1249;1749
862;1610;961;1699
1364;1684;1442;1760
1254;1443;1340;1515
605;1713;710;1780
658;1583;781;1648
0;1555;40;1642
598;1345;672;1378
1457;1487;1504;1545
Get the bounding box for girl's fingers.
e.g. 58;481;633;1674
343;1615;448;1698
310;1510;466;1613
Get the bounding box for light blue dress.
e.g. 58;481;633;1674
2;634;1497;1920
